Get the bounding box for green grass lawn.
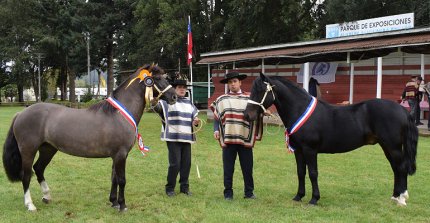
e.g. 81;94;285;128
1;106;429;222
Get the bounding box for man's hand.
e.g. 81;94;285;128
214;131;220;140
193;117;201;127
150;99;158;107
263;109;272;116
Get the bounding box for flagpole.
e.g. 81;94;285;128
187;15;194;103
190;62;193;103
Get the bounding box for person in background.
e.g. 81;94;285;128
210;72;263;200
416;76;424;125
424;81;430;131
308;77;321;99
402;75;419;124
152;76;200;197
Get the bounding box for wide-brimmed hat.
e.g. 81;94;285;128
171;79;189;87
220;72;247;84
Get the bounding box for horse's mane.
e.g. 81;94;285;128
88;64;164;114
270;76;310;96
87;100;117;114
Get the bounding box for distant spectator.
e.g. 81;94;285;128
416;76;424;125
308;77;321;99
402;75;419;125
424;81;430;131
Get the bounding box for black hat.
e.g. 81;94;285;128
220;72;247;84
171;79;189;87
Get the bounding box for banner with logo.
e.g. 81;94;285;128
297;62;338;84
326;13;414;39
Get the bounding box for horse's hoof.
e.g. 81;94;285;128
391;196;407;206
308;199;318;205
401;191;409;200
42;198;51;204
119;207;128;212
26;203;37;212
292;196;302;202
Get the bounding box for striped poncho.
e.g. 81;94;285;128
158;97;199;143
211;92;263;148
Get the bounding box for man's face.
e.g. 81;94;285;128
227;78;242;93
175;85;187;97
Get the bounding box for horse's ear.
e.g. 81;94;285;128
260;72;267;81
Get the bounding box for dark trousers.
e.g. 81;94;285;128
428;107;430;129
416;100;421;124
408;99;417;123
222;144;254;197
165;141;191;192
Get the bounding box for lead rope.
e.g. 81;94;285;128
264;112;284;135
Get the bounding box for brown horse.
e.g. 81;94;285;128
2;65;176;211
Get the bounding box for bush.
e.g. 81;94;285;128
81;88;93;103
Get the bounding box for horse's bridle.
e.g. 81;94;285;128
247;81;275;113
144;80;173;104
153;83;173;101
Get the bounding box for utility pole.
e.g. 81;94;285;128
84;32;91;94
36;53;44;102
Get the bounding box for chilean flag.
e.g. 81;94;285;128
187;16;193;66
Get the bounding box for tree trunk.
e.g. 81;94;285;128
67;55;76;103
97;69;101;97
17;83;24;102
68;70;76;103
30;65;39;102
106;35;114;97
60;66;67;101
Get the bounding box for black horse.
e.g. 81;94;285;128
2;65;177;211
244;73;418;206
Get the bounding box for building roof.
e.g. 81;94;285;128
197;27;430;66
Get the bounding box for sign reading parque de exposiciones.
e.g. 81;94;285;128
326;13;414;39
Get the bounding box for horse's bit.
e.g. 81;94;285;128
247;81;275;113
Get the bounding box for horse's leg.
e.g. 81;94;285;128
33;144;57;204
304;150;320;205
381;143;407;206
109;163;119;209
293;151;306;202
380;140;409;206
21;149;38;211
113;151;128;211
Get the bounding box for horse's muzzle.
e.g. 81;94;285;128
243;110;255;121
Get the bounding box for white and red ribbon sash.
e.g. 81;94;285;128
285;96;318;153
106;97;149;156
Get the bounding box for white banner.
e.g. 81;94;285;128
297;62;338;83
326;13;414;38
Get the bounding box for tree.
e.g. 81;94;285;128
83;0;137;96
0;0;47;102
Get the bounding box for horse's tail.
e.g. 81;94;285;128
402;114;418;175
2;114;22;182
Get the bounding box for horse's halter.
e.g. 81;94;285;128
152;82;173;101
247;81;275;113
